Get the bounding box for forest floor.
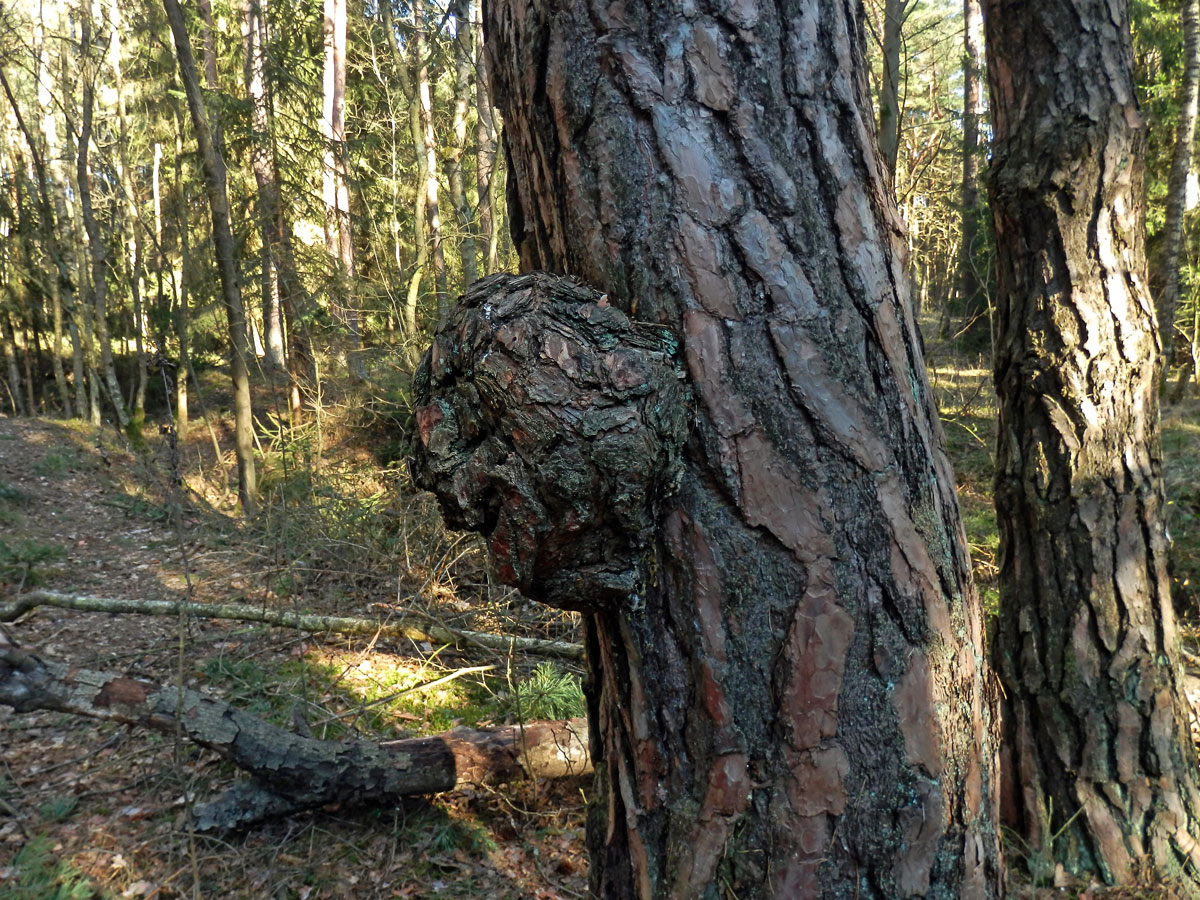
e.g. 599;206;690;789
0;355;1199;899
0;405;590;899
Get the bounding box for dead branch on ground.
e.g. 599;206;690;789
0;589;583;660
0;632;591;830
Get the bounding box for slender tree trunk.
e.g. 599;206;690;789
415;0;448;309
68;130;102;430
878;0;906;184
322;0;366;380
170;117;189;433
1161;0;1200;376
108;0;146;436
76;15;129;430
406;93;431;339
21;316;37;416
244;0;286;373
448;0;479;288
474;6;500;274
322;0;340;263
381;0;428;342
32;9;71;416
153;143;162;316
48;18;89;420
0;66;70;417
957;0;986;344
63;116;100;427
11;167;46;417
985;0;1200;888
0;311;25;417
247;0;309;417
164;0;259;517
468;0;1005;895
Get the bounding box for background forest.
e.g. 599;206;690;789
1;0;1200;897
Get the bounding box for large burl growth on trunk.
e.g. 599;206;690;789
410;271;689;612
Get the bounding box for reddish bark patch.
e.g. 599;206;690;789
94;677;150;708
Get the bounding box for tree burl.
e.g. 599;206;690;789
410;271;690;612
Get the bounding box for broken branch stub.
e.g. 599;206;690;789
411;272;689;612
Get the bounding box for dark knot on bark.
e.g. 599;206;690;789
410;272;689;612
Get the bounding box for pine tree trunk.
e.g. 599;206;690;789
164;0;259;517
323;0;366;380
878;0;906;185
473;6;500;275
47;38;87;421
0;55;71;417
108;0;147;436
957;0;986;344
984;0;1200;888
415;0;448;310
77;15;129;430
32;12;71;417
244;0;288;373
246;0;311;418
1161;0;1200;374
0;312;24;417
170;115;190;434
381;0;429;342
454;1;1005;895
448;0;479;288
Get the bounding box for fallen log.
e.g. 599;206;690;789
0;589;584;661
0;633;591;830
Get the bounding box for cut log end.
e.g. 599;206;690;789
410;271;690;613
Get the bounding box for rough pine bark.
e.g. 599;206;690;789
984;0;1200;888
418;1;1006;895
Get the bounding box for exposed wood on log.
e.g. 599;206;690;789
0;632;590;830
0;589;584;661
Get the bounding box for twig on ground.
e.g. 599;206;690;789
1;589;584;661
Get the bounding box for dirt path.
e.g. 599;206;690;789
0;416;587;900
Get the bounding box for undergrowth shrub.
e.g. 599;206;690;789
5;836;102;900
510;662;586;721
